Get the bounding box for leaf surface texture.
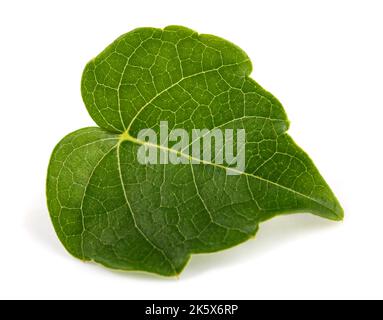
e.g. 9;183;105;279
47;26;343;276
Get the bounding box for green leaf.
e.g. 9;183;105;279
47;26;343;276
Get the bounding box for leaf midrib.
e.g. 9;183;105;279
119;134;339;218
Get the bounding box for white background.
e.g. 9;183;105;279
0;0;382;300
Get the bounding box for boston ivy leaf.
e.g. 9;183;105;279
47;26;343;276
